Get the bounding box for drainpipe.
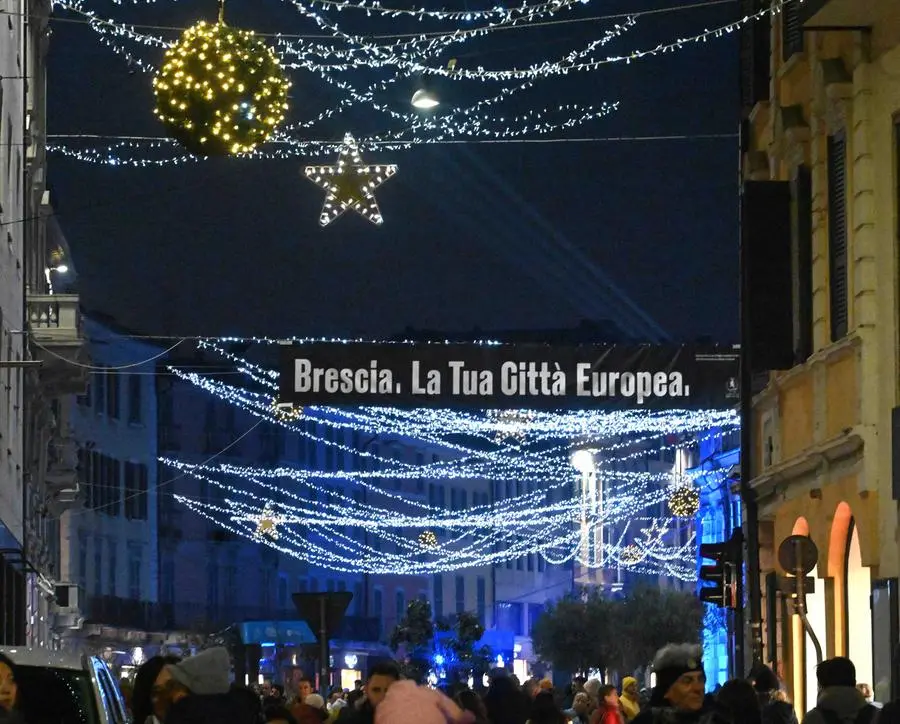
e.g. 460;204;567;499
739;119;763;673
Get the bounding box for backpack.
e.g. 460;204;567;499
815;705;879;724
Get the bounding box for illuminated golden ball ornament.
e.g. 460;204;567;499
152;4;290;156
667;483;700;518
418;530;438;549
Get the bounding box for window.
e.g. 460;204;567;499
781;0;803;61
433;574;443;619
76;381;90;407
278;575;289;609
13;665;100;724
896;119;900;342
107;458;121;517
106;371;120;419
373;589;383;619
93;539;102;595
92;368;106;412
396;590;406;621
127;375;142;423
792;165;813;362
77;531;88;590
128;545;141;600
124;463;148;520
225;562;238;603
828;130;849;341
107;540;117;596
262;569;272;609
207;558;219;610
476;577;486;623
161;556;175;604
455;576;465;613
354;582;363;614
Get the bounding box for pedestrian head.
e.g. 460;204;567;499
650;643;706;711
817;657;856;689
365;661;401;709
716;679;761;724
133;654;181;724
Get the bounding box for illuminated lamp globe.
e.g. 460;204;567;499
570;449;594;474
667;485;700;518
411;89;439;109
152;20;291;156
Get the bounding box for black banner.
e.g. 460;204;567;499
278;343;740;410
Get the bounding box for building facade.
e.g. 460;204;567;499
55;315;162;665
1;0;86;648
742;0;900;710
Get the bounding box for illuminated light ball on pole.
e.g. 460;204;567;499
418;530;438;549
667;484;700;518
152;17;291;156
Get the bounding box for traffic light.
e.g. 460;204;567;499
698;529;743;609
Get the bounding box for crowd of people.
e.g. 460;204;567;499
0;641;894;724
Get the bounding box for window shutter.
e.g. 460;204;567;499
792;165;813;361
781;1;803;61
827;131;848;341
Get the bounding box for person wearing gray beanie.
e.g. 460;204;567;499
166;648;232;697
154;647;261;724
630;644;718;724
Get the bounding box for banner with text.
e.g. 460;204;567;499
278;344;740;410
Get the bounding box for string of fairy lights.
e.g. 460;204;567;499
44;0;794;168
155;339;739;578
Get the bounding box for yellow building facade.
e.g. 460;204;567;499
743;0;900;714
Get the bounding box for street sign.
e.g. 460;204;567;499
777;576;816;595
778;534;818;575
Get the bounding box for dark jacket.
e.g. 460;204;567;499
632;702;729;724
335;701;375;724
801;687;873;724
167;686;263;724
757;692;798;724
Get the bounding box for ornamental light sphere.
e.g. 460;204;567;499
152;20;291;156
667;484;700;518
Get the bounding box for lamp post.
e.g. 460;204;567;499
571;449;601;577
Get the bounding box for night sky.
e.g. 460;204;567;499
47;0;740;343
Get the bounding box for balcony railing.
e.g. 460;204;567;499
26;293;87;394
84;596;382;640
27;294;82;342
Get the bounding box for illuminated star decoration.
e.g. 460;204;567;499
251;504;283;540
304;133;397;227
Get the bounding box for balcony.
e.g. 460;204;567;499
45;436;81;515
799;0;894;27
26;293;88;395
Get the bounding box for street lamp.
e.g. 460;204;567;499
44;263;69;294
411;89;439;110
570;449;594;475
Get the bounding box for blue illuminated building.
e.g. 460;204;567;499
689;427;741;688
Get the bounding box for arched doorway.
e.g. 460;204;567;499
845;518;873;689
